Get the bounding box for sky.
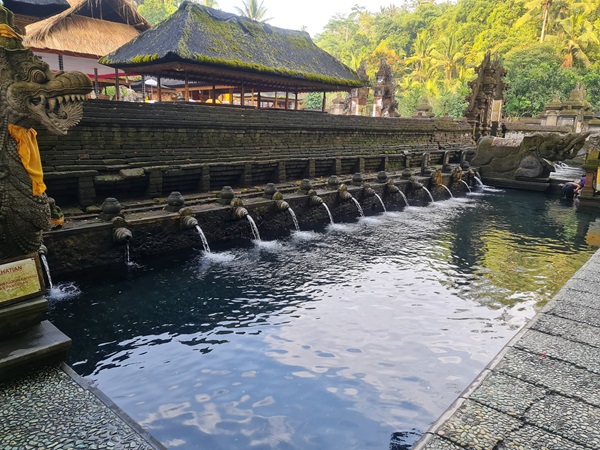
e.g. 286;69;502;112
213;0;407;37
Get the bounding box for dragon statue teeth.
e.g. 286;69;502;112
0;6;93;259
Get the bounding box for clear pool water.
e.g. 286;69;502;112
48;188;598;450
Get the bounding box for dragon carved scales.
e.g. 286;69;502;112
0;6;92;259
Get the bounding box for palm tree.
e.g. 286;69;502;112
557;10;599;67
235;0;271;22
515;0;554;43
430;34;464;81
406;30;434;83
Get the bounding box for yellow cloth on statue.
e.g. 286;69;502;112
0;24;23;41
8;124;47;196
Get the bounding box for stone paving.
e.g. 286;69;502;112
413;248;600;450
0;364;164;450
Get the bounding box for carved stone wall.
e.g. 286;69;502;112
37;101;474;206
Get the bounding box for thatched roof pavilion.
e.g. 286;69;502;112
23;0;149;86
100;2;363;96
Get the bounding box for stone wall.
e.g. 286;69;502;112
37;100;474;206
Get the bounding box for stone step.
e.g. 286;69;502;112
0;320;72;382
0;297;48;340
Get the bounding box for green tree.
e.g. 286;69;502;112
137;0;178;24
431;34;465;81
556;9;599;67
406;30;434;82
235;0;271;22
503;43;579;116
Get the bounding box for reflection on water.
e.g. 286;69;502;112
48;189;598;450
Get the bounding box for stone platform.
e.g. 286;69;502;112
413;248;600;449
0;363;165;450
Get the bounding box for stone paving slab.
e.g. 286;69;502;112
532;314;600;348
414;248;600;450
496;348;600;408
0;364;164;450
515;329;600;374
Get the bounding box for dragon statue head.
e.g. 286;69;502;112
0;6;92;259
0;7;92;135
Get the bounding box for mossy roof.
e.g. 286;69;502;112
99;2;364;92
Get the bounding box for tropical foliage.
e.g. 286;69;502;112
313;0;600;117
134;0;600;117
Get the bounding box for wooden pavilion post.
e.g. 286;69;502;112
252;89;255;106
274;92;278;108
114;69;120;101
257;91;261;109
93;68;99;97
212;82;216;104
295;92;298;110
321;92;326;112
141;75;146;101
285;91;289;110
184;74;189;101
157;76;162;101
241;84;245;106
229;88;233;105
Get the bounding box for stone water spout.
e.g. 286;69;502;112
408;176;434;203
230;197;248;219
363;183;376;197
338;184;353;202
111;217;132;244
385;179;400;194
178;207;198;230
272;191;289;211
307;189;323;206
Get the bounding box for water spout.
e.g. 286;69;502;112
350;198;365;217
246;215;261;241
398;191;409;207
40;253;53;290
113;227;132;244
180;215;198;230
308;190;323;206
439;184;454;199
422;186;435;203
374;193;387;212
288;208;300;231
321;203;334;225
474;176;485;188
337;184;353;202
460;179;472;192
195;225;211;253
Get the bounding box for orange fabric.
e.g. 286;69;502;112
8;124;46;196
0;24;22;41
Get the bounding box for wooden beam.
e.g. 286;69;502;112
157;76;162;101
114;69;119;101
321;92;326;112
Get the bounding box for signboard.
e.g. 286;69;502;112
0;253;45;307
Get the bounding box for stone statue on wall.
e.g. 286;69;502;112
471;132;589;186
0;6;92;259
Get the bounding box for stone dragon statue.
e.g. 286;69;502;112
0;6;92;259
470;132;589;186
